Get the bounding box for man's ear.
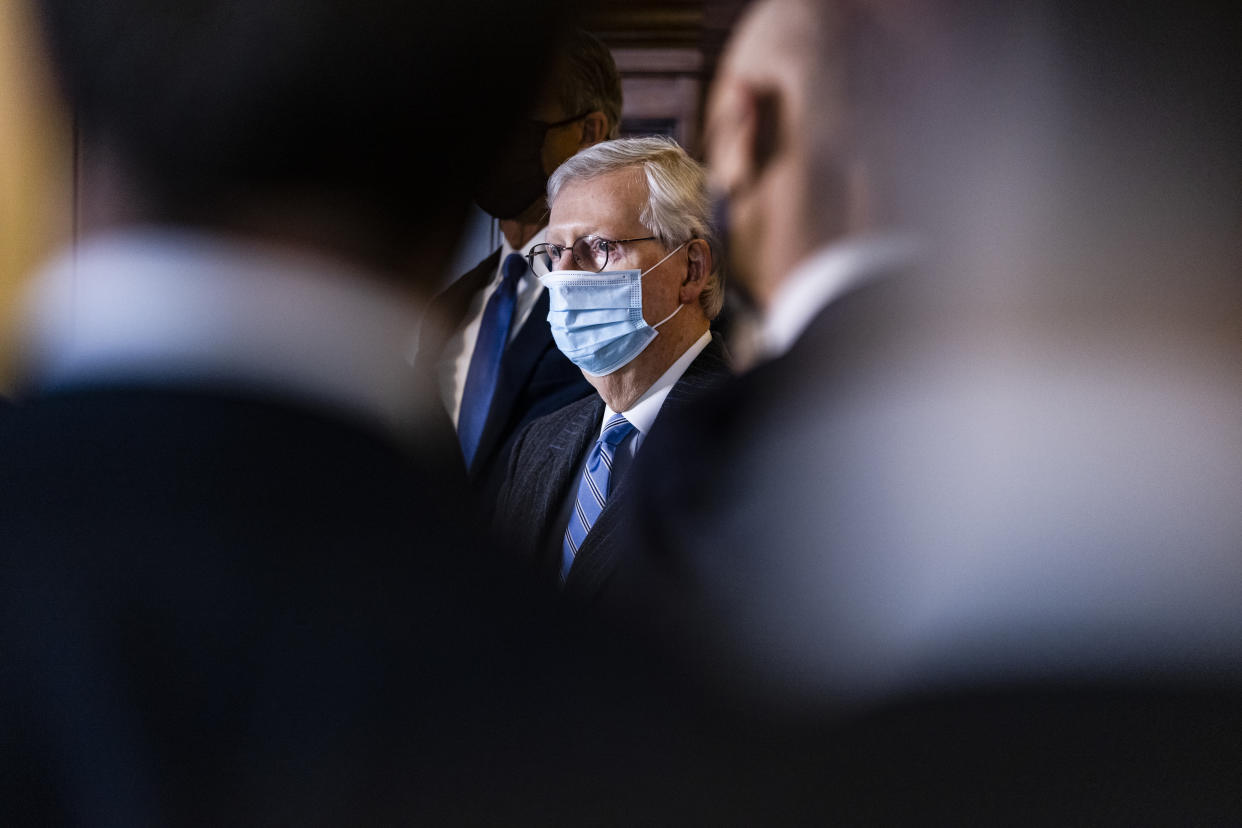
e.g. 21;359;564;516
579;111;608;148
679;239;712;304
749;87;782;179
707;81;782;196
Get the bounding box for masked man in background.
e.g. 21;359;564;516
417;30;622;508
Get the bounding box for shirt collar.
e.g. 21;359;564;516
760;234;919;359
602;330;712;437
21;227;432;441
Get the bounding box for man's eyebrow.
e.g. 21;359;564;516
545;232;596;246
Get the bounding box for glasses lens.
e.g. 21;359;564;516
529;245;553;277
572;237;608;272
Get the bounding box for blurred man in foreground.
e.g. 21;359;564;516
618;0;1242;821
494;136;730;601
0;1;704;823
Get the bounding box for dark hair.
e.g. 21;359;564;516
34;0;573;270
554;30;623;138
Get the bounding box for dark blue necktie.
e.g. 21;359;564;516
561;414;636;582
459;252;526;467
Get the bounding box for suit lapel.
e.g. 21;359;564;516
471;287;551;475
527;396;604;576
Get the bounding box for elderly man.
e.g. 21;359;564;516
417;31;621;506
494;136;730;601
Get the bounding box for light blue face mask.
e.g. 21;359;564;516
539;242;687;377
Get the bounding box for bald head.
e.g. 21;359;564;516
706;0;896;307
719;0;851;145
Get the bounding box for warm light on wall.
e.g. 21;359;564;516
0;0;71;392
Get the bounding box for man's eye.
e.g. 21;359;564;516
547;245;565;260
594;240;613;256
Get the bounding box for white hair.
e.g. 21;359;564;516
547;136;725;319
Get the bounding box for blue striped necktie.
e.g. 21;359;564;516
561;413;635;582
458;252;527;468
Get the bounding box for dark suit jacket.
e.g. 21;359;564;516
418;248;593;506
0;381;716;826
612;268;1242;823
494;332;731;603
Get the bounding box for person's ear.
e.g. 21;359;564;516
706;80;781;197
679;239;711;304
749;87;781;176
579;111;608;148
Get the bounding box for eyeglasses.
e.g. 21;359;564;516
501;111;593;163
527;235;659;277
533;110;592;131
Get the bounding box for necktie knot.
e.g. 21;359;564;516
585;415;633;476
600;414;635;448
501;252;527;286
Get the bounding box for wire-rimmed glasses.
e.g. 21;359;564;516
527;235;659;277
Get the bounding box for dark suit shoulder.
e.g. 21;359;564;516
497;390;602;506
514;389;602;448
666;332;733;403
0;385;468;547
0;383;729;826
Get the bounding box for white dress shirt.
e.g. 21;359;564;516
437;228;547;427
21;228;432;442
760;234;919;360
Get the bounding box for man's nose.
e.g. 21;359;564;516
552;249;579;271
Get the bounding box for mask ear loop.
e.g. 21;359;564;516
638;241;687;280
639;241;691;330
651;301;685;330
